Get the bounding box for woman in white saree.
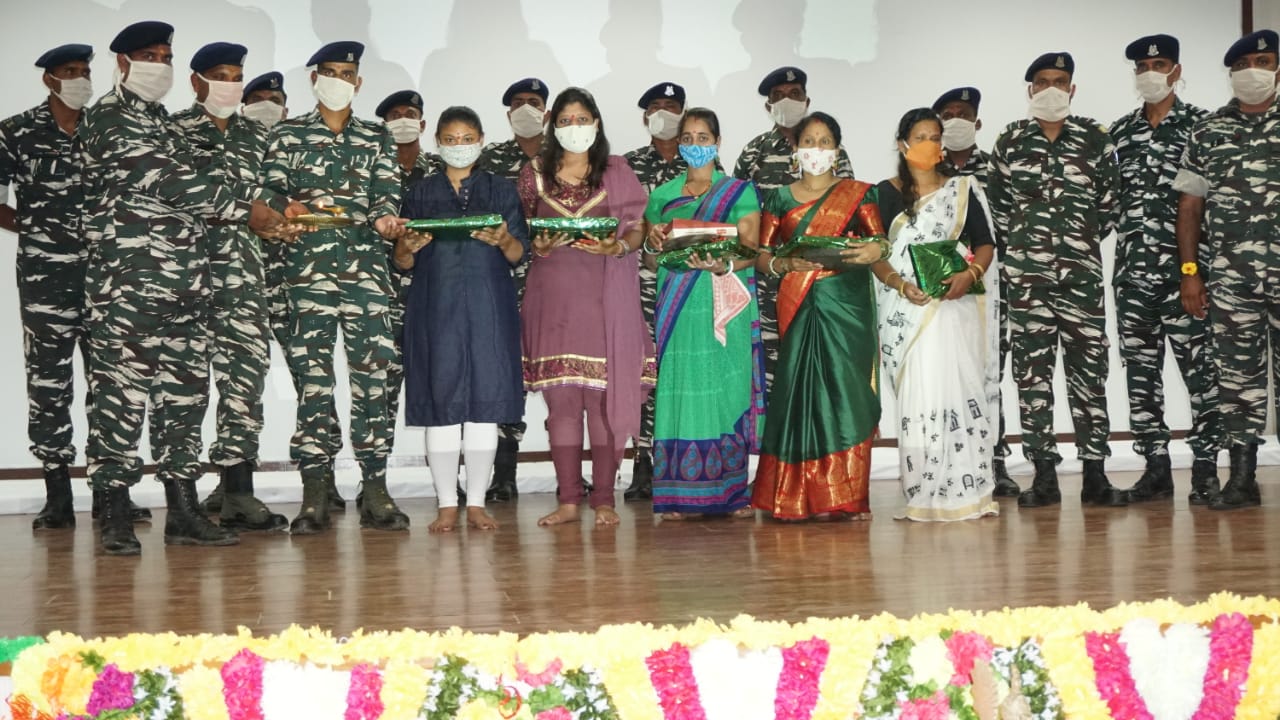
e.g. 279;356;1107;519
872;108;1001;522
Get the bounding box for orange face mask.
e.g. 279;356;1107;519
903;140;944;171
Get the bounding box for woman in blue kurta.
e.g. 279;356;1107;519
395;106;529;533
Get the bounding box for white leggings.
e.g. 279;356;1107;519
425;422;500;508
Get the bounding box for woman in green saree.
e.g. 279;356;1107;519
749;112;889;520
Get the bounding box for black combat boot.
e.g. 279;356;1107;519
163;479;239;546
624;449;654;500
1017;459;1061;508
486;436;520;503
32;464;75;530
1126;453;1174;502
1080;459;1128;507
219;462;287;532
323;462;347;513
991;457;1021;498
93;486;152;523
290;468;331;535
200;479;225;514
1211;444;1261;510
99;485;141;556
1188;458;1220;506
358;477;410;531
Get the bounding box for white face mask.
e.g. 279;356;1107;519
554;121;598;153
199;74;243;119
242;100;285;128
941;118;977;151
119;57;173;103
439;142;483;169
646;109;683;140
795;147;837;176
1134;70;1174;104
51;76;93;111
312;74;356;111
509;103;545;138
386;117;422;144
1231;67;1278;105
768;97;807;128
1028;86;1071;122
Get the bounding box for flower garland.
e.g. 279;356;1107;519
6;594;1280;720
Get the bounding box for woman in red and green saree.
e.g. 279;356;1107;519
641;109;764;520
750;112;889;521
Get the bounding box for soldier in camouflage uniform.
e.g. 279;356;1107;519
1110;34;1223;505
932;86;1020;499
173;42;288;532
259;41;410;533
477;78;549;503
987;51;1127;509
733;66;853;394
81;21;293;555
1174;29;1280;511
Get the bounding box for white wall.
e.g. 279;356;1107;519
0;0;1244;469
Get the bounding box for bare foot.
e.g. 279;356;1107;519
594;506;621;526
660;512;703;521
730;507;755;519
466;506;499;530
429;507;459;533
538;504;581;527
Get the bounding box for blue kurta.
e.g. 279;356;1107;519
401;170;529;426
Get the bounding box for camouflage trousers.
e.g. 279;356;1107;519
757;272;779;393
1115;282;1223;460
385;280;411;450
285;281;396;480
207;292;270;466
637;264;657;448
995;269;1011;459
17;252;89;469
1209;276;1280;447
1007;283;1111;462
86;306;209;489
499;262;530;445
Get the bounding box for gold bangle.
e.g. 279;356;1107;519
969;261;985;275
885;271;901;285
897;278;907;297
968;267;981;283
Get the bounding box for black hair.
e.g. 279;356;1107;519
679;107;721;140
794;111;842;148
435;105;483;137
539;87;611;190
894;107;942;220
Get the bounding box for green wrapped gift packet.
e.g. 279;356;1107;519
529;216;619;243
657;239;759;269
908;240;985;297
405;214;503;240
775;235;887;271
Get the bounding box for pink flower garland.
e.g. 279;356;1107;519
1084;631;1154;720
645;643;707;720
344;663;384;720
774;638;829;720
944;631;994;686
515;658;563;689
221;648;266;720
85;664;135;715
1192;612;1254;720
898;689;950;720
534;709;572;720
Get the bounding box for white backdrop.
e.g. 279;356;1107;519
0;0;1246;470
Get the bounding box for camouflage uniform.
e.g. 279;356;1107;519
258;109;401;487
1110;99;1223;463
80;87;264;492
171;105;273;466
1174;98;1280;449
987;116;1119;463
0;100;89;471
733;128;853;390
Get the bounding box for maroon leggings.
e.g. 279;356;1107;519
543;386;625;508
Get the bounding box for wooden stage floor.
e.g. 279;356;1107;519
4;466;1280;639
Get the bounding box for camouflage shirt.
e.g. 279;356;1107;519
477;138;538;182
731;128;854;192
387;150;441;299
1110;98;1209;288
80;88;256;327
259;109;401;300
1174;98;1280;286
987;116;1119;286
172;104;272;299
0;99;87;263
624;143;687;193
943;147;990;188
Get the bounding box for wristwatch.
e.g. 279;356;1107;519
1180;261;1198;277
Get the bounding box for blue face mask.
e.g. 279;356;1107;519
678;143;718;169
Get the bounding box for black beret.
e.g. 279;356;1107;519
1224;30;1280;66
637;82;686;109
35;44;93;70
757;66;806;95
307;41;364;67
502;78;549;106
109;20;174;54
1125;34;1180;63
242;71;284;103
375;90;423;119
190;42;247;73
1024;51;1075;82
932;86;981;114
